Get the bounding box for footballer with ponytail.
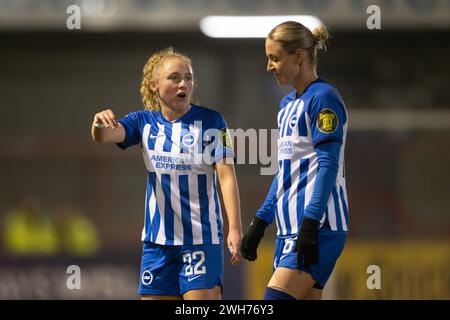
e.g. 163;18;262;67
241;21;350;301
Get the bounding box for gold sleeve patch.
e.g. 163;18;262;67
220;128;233;149
317;108;339;133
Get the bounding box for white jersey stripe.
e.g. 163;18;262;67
327;198;337;231
188;174;203;244
276;164;287;235
171;122;182;155
154;123;166;153
141;189;148;241
142;124;152;171
207;175;219;244
154;173;166;243
171;176;183;245
212;172;223;240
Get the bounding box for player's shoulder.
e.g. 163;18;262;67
123;108;152;118
190;104;225;122
309;78;342;100
191;104;221;117
306;78;347;114
307;78;348;122
123;108;159;121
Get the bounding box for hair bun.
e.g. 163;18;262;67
312;25;328;51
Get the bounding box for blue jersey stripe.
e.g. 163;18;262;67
162;123;173;152
180;123;190;154
179;174;193;245
212;173;223;241
148;172;160;242
161;174;174;245
282;159;292;234
298;110;308;137
198;174;212;244
296;158;310;229
339;186;349;229
147;125;158;151
332;186;343;231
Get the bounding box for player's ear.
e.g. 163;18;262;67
295;48;305;65
149;79;158;92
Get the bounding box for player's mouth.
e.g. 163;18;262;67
177;92;187;100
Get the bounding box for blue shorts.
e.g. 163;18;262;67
273;232;346;289
138;242;224;296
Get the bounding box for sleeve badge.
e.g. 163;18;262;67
316;108;338;133
219;128;233;149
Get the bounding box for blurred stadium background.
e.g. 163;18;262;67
0;0;449;300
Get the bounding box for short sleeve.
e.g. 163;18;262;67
308;90;347;146
116;111;141;150
209;113;235;163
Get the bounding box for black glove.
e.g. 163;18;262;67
295;217;319;268
240;216;269;261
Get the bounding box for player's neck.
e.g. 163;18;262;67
292;67;318;98
161;104;191;122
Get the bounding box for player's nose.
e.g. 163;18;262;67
267;60;274;72
178;79;187;88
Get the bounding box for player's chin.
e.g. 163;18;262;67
275;75;288;85
281;79;293;86
173;98;190;109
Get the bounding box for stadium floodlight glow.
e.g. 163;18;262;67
199;15;323;38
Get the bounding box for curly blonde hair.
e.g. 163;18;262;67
140;47;193;111
268;21;329;65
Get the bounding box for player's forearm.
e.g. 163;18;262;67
255;173;278;224
304;141;341;221
217;166;242;232
91;122;125;143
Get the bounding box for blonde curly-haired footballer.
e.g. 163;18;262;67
241;22;349;300
91;48;242;300
140;47;193;111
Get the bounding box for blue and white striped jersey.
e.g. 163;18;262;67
116;105;234;246
260;78;349;237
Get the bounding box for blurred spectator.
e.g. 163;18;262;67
2;194;58;256
53;203;101;256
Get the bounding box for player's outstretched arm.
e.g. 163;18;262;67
91;109;125;143
215;161;243;266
